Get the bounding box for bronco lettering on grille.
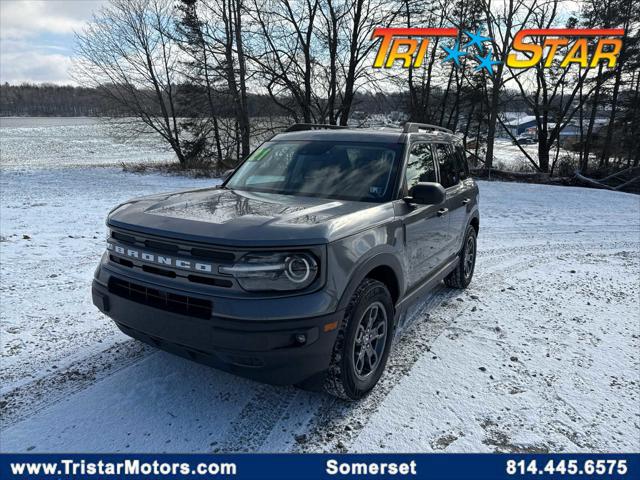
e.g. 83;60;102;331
107;241;214;273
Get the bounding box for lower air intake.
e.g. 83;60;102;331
108;277;212;319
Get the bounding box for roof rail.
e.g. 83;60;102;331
285;123;351;132
403;122;453;134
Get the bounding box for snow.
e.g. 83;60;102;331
489;139;541;171
1;120;639;453
0;117;175;171
0;168;216;391
352;246;639;452
489;138;583;173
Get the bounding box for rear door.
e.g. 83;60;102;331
433;143;472;256
397;142;450;289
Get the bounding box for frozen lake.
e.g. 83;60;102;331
0;117;175;171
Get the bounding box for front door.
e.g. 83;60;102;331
398;142;450;290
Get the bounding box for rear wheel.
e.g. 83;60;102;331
323;279;394;400
444;224;477;289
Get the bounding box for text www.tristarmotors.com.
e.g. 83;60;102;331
10;459;237;477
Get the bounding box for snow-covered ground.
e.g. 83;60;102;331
0;117;174;171
0;168;215;391
489;138;580;173
1;120;639;453
492;139;541;171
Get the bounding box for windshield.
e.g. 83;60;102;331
226;140;403;202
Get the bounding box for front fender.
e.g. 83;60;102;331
336;250;405;311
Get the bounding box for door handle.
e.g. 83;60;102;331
437;208;449;217
462;198;471;205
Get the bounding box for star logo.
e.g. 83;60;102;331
463;29;492;53
441;40;467;66
474;49;502;75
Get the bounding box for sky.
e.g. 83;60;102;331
0;0;105;84
0;0;586;86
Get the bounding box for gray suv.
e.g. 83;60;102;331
92;123;479;400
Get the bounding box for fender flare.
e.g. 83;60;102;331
455;210;480;252
336;250;405;311
467;210;480;233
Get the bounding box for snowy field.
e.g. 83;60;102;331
0;117;175;171
1;119;639;453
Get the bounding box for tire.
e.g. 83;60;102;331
444;224;477;289
323;278;394;401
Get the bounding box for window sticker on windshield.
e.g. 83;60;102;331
249;147;270;162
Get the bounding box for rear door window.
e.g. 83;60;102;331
454;145;469;180
433;143;459;188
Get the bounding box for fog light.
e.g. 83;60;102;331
295;333;307;345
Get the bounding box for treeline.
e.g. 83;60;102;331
0;83;351;117
0;83;130;116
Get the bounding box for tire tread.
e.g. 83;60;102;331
323;278;389;400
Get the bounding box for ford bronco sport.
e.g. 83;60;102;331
92;122;479;400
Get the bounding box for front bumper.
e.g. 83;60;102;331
92;276;342;386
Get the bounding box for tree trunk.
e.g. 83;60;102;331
538;134;550;173
599;64;622;167
339;0;363;125
232;0;250;158
484;79;500;170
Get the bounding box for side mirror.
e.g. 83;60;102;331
405;182;445;205
222;169;235;181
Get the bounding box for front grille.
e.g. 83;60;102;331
187;274;233;288
108;228;238;287
142;264;176;278
191;248;235;263
108;277;212;319
109;228;237;263
144;239;179;253
110;255;134;268
112;231;136;244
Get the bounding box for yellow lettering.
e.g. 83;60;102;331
560;39;589;67
590;38;622;68
507;30;543;68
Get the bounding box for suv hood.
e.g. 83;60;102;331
107;187;395;247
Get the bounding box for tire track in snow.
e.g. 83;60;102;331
296;285;461;452
295;240;638;452
213;385;313;452
0;340;153;429
4;240;637;451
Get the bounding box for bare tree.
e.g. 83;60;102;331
504;0;622;173
176;0;251;164
597;0;636;167
245;0;320;122
74;0;193;166
337;0;399;124
481;0;536;169
245;0;397;125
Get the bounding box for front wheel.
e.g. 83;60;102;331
444;224;477;289
323;279;394;401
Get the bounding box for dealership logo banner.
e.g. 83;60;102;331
372;27;625;74
1;453;637;480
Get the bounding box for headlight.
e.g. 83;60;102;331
219;252;318;292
